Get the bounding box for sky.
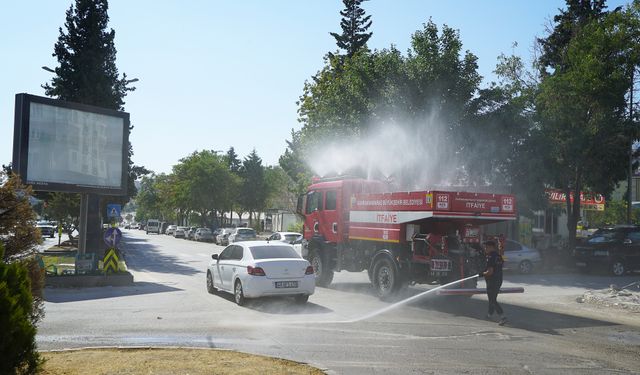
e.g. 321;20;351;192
0;0;630;175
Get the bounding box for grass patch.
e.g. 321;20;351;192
40;348;324;374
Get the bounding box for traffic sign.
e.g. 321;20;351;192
104;227;122;247
103;248;120;273
107;204;121;218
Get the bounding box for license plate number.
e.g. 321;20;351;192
275;281;298;288
431;259;452;271
576;262;586;267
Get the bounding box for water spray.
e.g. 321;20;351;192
344;274;480;323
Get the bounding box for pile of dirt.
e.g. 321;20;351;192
40;347;325;375
577;282;640;312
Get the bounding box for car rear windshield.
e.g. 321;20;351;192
238;229;256;236
250;245;300;259
284;234;301;242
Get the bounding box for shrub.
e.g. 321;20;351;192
287;221;303;233
0;243;42;375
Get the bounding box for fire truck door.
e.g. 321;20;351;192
304;191;322;239
319;190;339;243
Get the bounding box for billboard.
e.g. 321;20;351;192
546;189;605;211
12;93;129;195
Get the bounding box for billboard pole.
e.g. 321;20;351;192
78;193;89;255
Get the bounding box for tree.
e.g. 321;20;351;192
42;0;145;249
239;149;267;227
537;0;609;75
0;243;42;375
286;20;482;189
265;166;298;212
536;5;640;246
225;147;242;173
46;192;80;240
172;150;236;227
0;174;41;260
0;173;45;367
330;0;373;57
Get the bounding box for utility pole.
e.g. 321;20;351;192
629;68;635;224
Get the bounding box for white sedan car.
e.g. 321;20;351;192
206;241;315;305
267;232;302;244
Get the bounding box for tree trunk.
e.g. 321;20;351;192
565;169;582;249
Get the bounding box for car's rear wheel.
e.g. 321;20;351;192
206;271;216;294
611;260;626;276
234;280;245;306
294;294;309;304
518;260;533;274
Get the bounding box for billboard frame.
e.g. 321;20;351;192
12;93;129;196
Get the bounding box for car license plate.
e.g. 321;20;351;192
576;262;586;267
275;281;298;288
431;259;452;271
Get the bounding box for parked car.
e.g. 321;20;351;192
216;228;234;246
206;241;315;305
186;227;198;240
36;222;55;238
212;228;224;244
195;228;214;242
228;228;257;243
502;239;542;274
160;222;170;234
267;232;302;244
146;219;161;234
165;225;177;236
574;225;640;276
174;226;188;238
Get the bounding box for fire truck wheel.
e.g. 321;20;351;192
310;251;334;287
372;257;399;300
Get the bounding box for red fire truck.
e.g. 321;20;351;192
297;177;518;299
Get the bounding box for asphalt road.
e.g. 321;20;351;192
38;230;640;374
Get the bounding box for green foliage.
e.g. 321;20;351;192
285;20;483;187
589;200;640;227
264;166;298;212
0;173;42;260
287;221;303;234
46;193;80;239
0;243;42;375
535;3;640;245
42;0;148;203
239;150;267;226
537;0;608;75
330;0;372;57
136;150;239;227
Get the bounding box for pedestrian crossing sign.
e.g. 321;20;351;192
106;204;121;218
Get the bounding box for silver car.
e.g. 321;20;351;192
503;239;542;274
229;228;257;243
194;228;214;242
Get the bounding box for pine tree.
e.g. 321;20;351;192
43;0;133;109
226;147;241;173
42;0;146;253
329;0;373;57
239;150;267;227
42;0;147;201
537;0;609;74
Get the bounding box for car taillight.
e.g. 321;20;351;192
305;266;315;275
247;266;266;276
